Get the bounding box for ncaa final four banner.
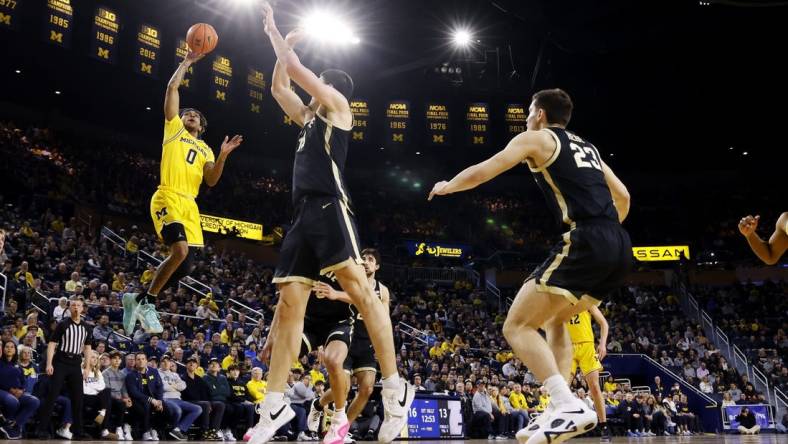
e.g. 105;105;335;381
350;99;369;143
211;54;232;103
89;6;119;65
135;24;161;78
43;0;72;48
174;39;195;89
425;102;450;146
385;100;410;146
466;102;490;146
0;0;22;31
505;103;527;136
247;67;265;114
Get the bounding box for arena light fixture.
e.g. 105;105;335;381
301;10;360;45
15;69;21;74
54;90;61;95
452;29;472;47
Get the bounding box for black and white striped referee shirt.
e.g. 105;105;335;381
52;318;90;356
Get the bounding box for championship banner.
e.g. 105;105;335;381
44;0;72;48
724;405;770;430
425;102;450;146
247;67;265;114
385;100;410;146
174;39;195;89
89;6;119;64
200;214;262;241
466;102;490;146
406;397;463;439
0;0;22;30
135;24;160;78
505;103;527;136
632;245;690;262
405;241;471;259
350;99;369;143
211;55;232;103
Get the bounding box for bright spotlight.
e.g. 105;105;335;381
301;10;360;45
453;29;472;47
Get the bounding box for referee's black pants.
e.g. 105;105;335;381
37;356;85;435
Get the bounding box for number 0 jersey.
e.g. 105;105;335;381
529;127;618;229
160;115;215;198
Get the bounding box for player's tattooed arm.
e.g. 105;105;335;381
165;51;203;121
739;212;788;265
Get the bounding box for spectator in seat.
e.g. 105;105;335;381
247;367;267;404
729;383;743;403
204;359;234;440
652;376;665;398
226;364;255;440
575;388;594;411
488;385;508;439
618;392;644;437
181;355;222;440
412;374;426;391
53;297;69;322
451;382;473;436
603;375;617;393
125;352;169;441
93;314;112;342
83;350;116;439
721;392;735;407
674;394;694;435
159;353;201;441
736;407;760;435
642;395;664;436
471;381;493;439
65;272;81;293
285;372;314;441
0;340;40;439
699;376;713;394
102;351;132;440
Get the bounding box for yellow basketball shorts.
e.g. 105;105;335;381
571;341;603;377
150;189;204;247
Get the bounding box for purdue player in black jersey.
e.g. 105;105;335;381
429;89;632;444
308;248;390;437
253;5;413;444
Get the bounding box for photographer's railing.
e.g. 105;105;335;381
380;265;480;287
398;321;428;344
227;298;266;324
101;226;128;256
0;272;6;313
485;281;502;310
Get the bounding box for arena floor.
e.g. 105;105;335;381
15;438;785;444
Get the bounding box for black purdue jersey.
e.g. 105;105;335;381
305;273;353;323
530;128;619;228
350;279;384;340
292;113;353;208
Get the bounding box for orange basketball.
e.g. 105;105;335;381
186;23;218;55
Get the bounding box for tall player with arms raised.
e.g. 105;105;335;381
123;50;243;335
250;5;413;444
430;89;632;444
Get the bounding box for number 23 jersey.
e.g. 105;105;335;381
160;115;215;198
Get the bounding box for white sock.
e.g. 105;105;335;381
264;391;285;405
98;409;106;416
543;374;574;406
333;408;346;421
381;374;400;390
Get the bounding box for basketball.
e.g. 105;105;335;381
186;23;218;55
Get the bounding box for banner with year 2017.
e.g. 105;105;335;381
211;54;232;103
0;0;22;31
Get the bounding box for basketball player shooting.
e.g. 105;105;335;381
248;4;414;444
429;89;632;444
738;212;788;265
122;49;243;335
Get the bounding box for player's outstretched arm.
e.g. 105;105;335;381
164;51;203;121
601;161;630;223
589;305;609;361
203;135;243;187
271;60;309;127
428;131;544;200
313;281;353;304
739;212;788;265
263;3;347;114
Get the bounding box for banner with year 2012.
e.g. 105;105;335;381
135;24;160;78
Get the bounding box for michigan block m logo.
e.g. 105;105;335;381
155;207;168;220
0;13;11;26
392;134;404;142
352;131;364;140
50;30;63;42
140;63;152;74
432;135;444;143
98;47;110;59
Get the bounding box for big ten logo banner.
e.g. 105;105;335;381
200;214;263;241
247;67;265;114
174;39;195;89
135;24;160;78
0;0;22;30
425;103;450;146
44;0;73;48
211;55;232;103
466;102;490;146
385;100;410;146
89;6;119;64
505;104;527;136
350;99;370;142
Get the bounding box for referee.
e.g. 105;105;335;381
36;297;92;439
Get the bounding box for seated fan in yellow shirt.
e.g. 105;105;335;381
123;49;243;335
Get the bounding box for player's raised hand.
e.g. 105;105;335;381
220;135;243;155
738;215;760;237
428;181;450;201
313;281;339;300
183;50;205;65
262;1;277;35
